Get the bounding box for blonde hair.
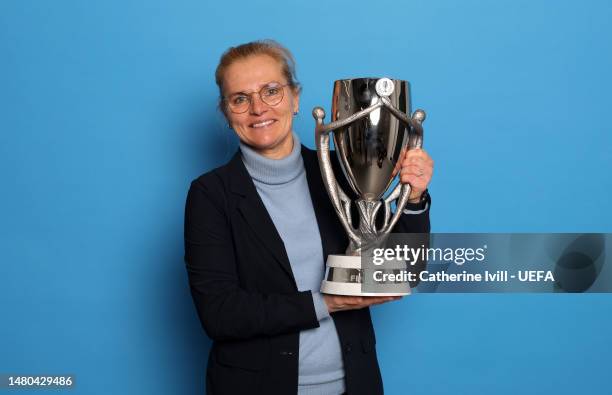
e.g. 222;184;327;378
215;39;302;106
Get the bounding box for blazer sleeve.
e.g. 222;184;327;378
392;193;431;234
390;193;431;288
184;177;321;342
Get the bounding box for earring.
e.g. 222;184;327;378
293;111;299;116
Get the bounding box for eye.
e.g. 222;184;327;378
231;95;248;105
263;86;280;96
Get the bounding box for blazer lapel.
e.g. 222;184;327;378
227;151;296;285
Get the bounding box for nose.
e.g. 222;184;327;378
249;93;268;115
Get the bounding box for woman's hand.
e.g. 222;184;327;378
323;294;403;313
399;148;434;202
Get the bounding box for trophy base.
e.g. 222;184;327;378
320;254;411;296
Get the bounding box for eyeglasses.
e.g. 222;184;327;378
224;82;289;114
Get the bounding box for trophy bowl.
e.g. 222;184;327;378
332;78;411;201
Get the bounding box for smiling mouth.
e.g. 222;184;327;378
250;119;277;128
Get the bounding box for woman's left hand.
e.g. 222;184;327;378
399;148;434;202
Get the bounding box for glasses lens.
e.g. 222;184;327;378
226;84;286;113
228;94;249;113
260;84;284;106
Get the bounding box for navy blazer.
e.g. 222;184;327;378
184;145;430;395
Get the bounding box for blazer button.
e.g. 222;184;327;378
344;343;352;354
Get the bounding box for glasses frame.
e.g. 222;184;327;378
223;82;291;114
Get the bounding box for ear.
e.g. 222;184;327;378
292;89;300;114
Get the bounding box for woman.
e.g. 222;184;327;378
184;40;433;395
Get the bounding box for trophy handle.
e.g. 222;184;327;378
378;103;426;235
314;102;384;134
313;107;361;250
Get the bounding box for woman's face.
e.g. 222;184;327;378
222;54;299;159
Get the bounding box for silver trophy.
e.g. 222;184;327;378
313;77;426;296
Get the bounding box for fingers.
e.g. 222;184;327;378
401;148;434;168
401;164;433;177
399;149;433;189
403;148;433;161
400;168;432;190
401;151;433;175
328;295;403;312
393;149;434;179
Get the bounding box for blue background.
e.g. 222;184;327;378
1;0;611;394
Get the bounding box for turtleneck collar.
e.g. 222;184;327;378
240;132;304;185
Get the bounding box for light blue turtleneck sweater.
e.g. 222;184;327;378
240;133;346;395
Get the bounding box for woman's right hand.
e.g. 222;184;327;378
323;294;403;313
